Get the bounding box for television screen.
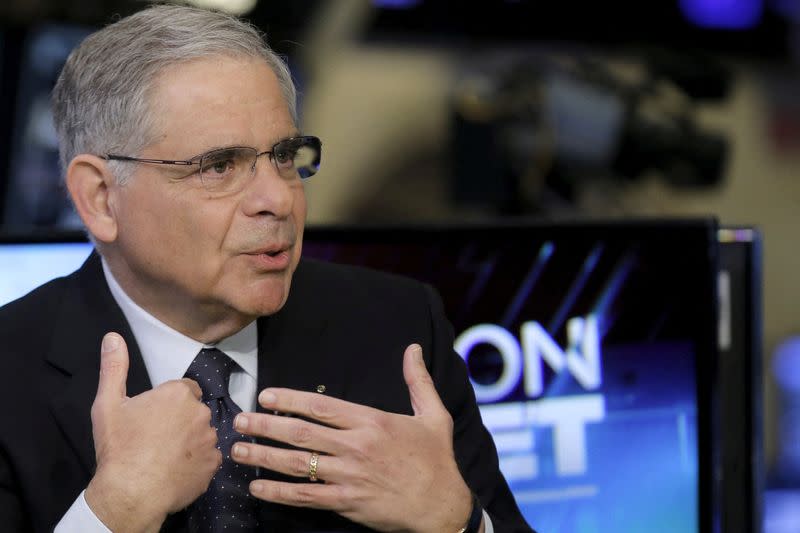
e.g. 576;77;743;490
2;23;93;230
302;221;718;532
0;239;91;305
0;220;720;532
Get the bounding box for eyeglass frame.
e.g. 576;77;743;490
102;135;322;184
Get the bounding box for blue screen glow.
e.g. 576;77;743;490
0;242;92;307
680;0;763;29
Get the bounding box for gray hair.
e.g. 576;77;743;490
51;3;298;184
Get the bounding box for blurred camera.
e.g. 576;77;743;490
451;51;731;213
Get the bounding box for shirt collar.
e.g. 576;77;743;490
101;258;258;387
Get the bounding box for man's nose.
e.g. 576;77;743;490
240;155;295;218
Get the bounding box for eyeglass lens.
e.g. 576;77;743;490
198;137;320;192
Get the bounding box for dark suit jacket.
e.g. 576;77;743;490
0;252;533;532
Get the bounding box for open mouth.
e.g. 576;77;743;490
244;243;292;270
245;246;292;269
248;244;290;257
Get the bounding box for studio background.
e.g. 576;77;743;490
0;0;797;529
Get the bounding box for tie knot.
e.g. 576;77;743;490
185;348;236;401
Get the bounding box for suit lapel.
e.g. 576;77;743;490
45;252;152;474
256;259;335;410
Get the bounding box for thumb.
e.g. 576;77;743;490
403;343;446;417
95;332;129;403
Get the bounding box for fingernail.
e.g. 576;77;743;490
232;443;248;458
251;481;263;494
102;334;119;352
259;390;276;406
234;414;248;431
411;344;423;363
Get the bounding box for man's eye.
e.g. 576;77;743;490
201;151;240;177
209;159;233;174
273;148;297;166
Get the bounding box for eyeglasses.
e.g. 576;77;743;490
103;136;322;194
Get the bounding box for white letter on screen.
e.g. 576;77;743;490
530;395;605;476
455;324;522;403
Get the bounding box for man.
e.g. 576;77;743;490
0;5;533;532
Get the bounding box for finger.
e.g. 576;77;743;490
234;412;344;455
179;377;203;400
248;478;343;511
95;332;129;404
255;388;375;429
402;343;446;416
232;443;345;483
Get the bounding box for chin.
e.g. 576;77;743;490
231;275;293;318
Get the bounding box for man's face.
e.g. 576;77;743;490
105;56;306;337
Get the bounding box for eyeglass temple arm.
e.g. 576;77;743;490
104;154;197;166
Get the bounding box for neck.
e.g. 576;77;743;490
102;254;252;344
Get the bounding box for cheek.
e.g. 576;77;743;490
151;201;198;246
293;189;306;258
121;189;226;258
293;185;308;222
117;189;163;239
172;190;235;237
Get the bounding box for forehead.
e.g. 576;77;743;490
146;55;295;154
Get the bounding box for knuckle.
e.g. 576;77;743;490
370;411;391;432
442;418;454;435
206;426;219;447
349;465;371;487
291;424;314;445
435;409;455;431
89;402;102;422
175;378;199;397
362;416;392;445
100;359;125;374
351;435;378;461
444;411;455;429
335;484;358;509
416;372;436;387
308;397;332;421
291;485;316;506
257;447;275;467
252;414;270;435
162;380;186;399
200;404;213;424
290;453;309;476
269;483;292;503
182;379;201;396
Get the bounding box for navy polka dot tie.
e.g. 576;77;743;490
184;348;259;531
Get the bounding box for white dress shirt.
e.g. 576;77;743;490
55;261;493;533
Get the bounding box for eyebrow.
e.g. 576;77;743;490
187;131;303;161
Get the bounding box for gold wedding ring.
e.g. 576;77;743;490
308;451;320;482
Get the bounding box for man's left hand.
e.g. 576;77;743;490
231;343;478;533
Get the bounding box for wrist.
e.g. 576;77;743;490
416;479;472;533
456;492;484;533
86;467;166;533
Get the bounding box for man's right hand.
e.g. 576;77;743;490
84;332;221;533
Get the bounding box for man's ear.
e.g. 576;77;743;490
65;155;119;244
